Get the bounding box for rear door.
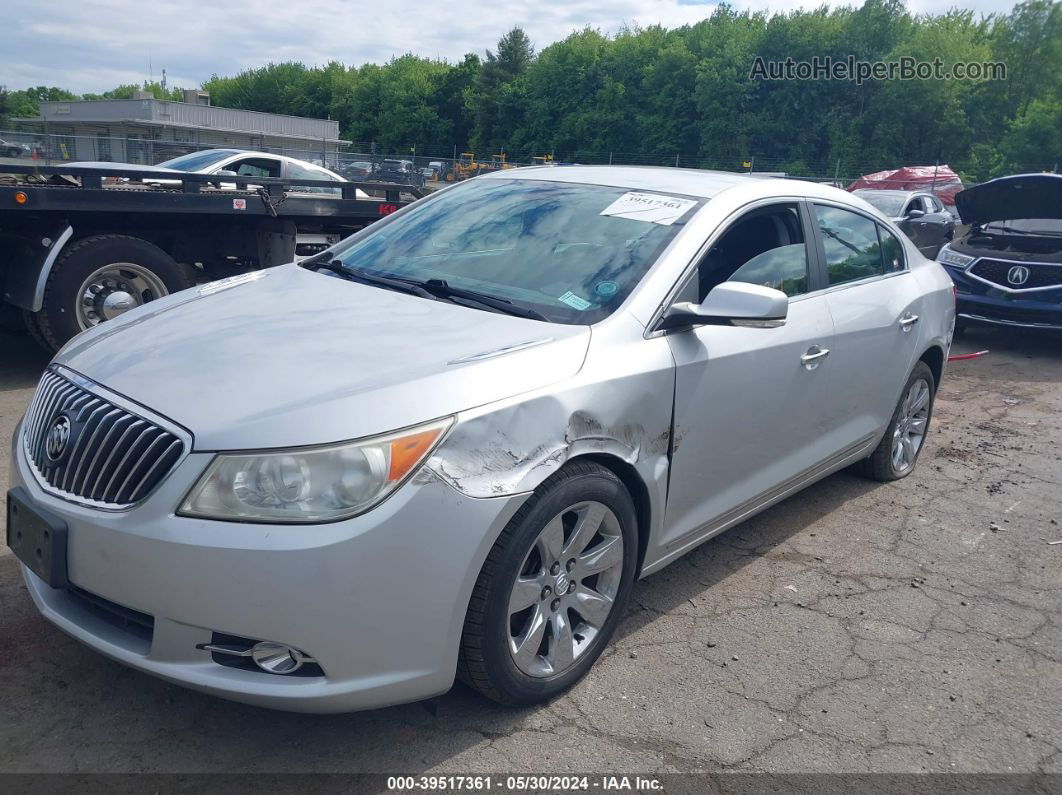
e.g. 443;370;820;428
813;203;924;447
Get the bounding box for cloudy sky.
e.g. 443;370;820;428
4;0;1009;94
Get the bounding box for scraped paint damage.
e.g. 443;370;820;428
424;397;671;499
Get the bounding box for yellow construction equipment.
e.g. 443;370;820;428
450;152;478;181
488;153;512;170
531;154;554;166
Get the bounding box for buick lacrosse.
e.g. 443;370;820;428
8;167;954;711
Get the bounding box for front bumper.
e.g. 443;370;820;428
944;264;1062;331
10;427;525;712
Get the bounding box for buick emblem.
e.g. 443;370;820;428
45;415;72;463
1007;265;1030;286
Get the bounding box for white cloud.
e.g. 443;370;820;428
3;0;1011;94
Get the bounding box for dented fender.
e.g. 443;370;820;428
423;319;677;573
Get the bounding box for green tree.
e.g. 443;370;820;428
470;27;535;150
1000;98;1062;171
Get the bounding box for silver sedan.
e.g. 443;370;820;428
8;166;955;711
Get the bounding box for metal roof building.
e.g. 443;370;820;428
29;91;347;165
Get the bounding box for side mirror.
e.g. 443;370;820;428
657;281;788;331
906;208;926;219
215;169;238;177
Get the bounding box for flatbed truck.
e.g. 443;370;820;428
0;163;422;349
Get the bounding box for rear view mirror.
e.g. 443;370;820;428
658;282;788;331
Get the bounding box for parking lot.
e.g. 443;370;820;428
0;324;1059;774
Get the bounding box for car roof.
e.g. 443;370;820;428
212;151;346;179
481;164;866;205
484;165;763;198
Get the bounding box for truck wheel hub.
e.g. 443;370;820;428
75;262;169;330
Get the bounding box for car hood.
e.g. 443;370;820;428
54;265;591;450
955;173;1062;226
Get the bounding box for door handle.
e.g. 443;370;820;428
899;313;920;331
800;346;830;367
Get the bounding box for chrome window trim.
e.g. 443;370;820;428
962;256;1062;294
644;194;916;338
21;365;194;512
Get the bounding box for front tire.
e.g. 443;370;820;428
856;361;936;482
37;234;192;350
458;461;638;706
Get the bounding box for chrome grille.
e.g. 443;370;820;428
970;258;1062;289
23;369;184;507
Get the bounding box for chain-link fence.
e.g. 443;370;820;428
3;128;1030;201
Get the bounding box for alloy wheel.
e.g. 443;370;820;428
892;377;931;473
507;501;625;678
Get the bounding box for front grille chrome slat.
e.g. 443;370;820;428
970;258;1062;290
22;369;185;509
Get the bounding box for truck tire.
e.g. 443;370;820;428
21;309;51;352
37;234;192;350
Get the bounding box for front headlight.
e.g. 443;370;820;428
937;245;974;269
179;418;452;523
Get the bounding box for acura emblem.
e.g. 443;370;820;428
45;415;72;463
1007;265;1030;286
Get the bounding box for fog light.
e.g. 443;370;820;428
251;641;306;674
198;636;318;676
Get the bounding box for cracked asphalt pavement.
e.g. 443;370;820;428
0;325;1059;774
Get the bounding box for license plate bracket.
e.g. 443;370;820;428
6;487;69;589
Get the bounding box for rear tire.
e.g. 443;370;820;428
855;361;936;482
458;461;638;706
38;234;192;350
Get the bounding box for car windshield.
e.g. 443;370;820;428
157;150;237;172
322;177;699;324
857;192;907;216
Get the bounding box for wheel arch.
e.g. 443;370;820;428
918;343;946;390
567;452;653;577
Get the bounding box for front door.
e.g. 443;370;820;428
660;201;839;553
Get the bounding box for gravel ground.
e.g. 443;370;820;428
0;324;1059;774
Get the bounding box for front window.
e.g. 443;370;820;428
157;150;238;172
226;157;281;179
321;178;699;324
693;204;810;300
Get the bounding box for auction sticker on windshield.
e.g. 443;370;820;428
600;192;698;225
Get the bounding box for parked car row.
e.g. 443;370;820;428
0;136;32;158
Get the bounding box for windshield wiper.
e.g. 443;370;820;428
309;261;549;321
311;260;434;298
413;278;550;321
